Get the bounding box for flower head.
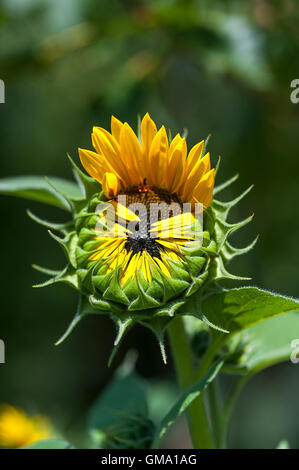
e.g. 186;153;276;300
31;113;254;361
76;114;214;308
0;405;52;448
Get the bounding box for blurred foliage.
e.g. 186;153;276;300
0;0;299;449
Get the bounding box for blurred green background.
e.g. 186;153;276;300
0;0;299;448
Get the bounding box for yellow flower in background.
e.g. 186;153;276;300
0;405;52;448
78;113;215;285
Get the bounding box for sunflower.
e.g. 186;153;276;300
78;113;214;289
30;112;253;357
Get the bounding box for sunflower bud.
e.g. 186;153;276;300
31;114;255;362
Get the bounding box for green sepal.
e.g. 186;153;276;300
32;263;78;290
48;230;78;269
75;246;96;266
212;184;254;221
27;209;73;235
213;173;239;196
183;255;206;277
89;294;125;313
77;266;97;294
108;314;134;367
185;271;209;298
158;271;189;304
67;154;101;200
128;276;161;311
144;278;164;303
155;299;186;317
44;176;73;212
55;294;99;345
180;290;229;334
32;264;61;276
206;256;251;285
139;316;172;364
103;267;131;306
214;213;254;254
45;174;100;216
221;236;259;265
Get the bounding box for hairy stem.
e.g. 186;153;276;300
167;317;213;449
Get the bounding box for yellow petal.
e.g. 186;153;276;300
169;133;184;155
106;245;127;272
141;113;157;157
166;139;186;194
182;152;211;201
190;152;211;179
120;123;143;185
154;257;171;277
89;238;124;261
111;116;123;142
149;125;169;187
121;253;140;284
150;212;195;239
143;252;152;283
166;249;182;261
78;148;106;183
157;239;181;250
92;127;128;185
141;113;157;182
112;201;140;223
102;172;119;198
157;238;186;246
186;140;204;172
192;168;215;207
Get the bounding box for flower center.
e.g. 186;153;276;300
122;184;182;209
119;185;182;258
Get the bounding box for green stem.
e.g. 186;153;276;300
194;335;224;382
167;317;213;449
188;337;222;448
207;376;222;448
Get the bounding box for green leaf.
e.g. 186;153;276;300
225;311;299;374
0;176;81;210
25;438;73;449
151;359;223;448
147;381;178;426
202;287;299;337
89;372;148;431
